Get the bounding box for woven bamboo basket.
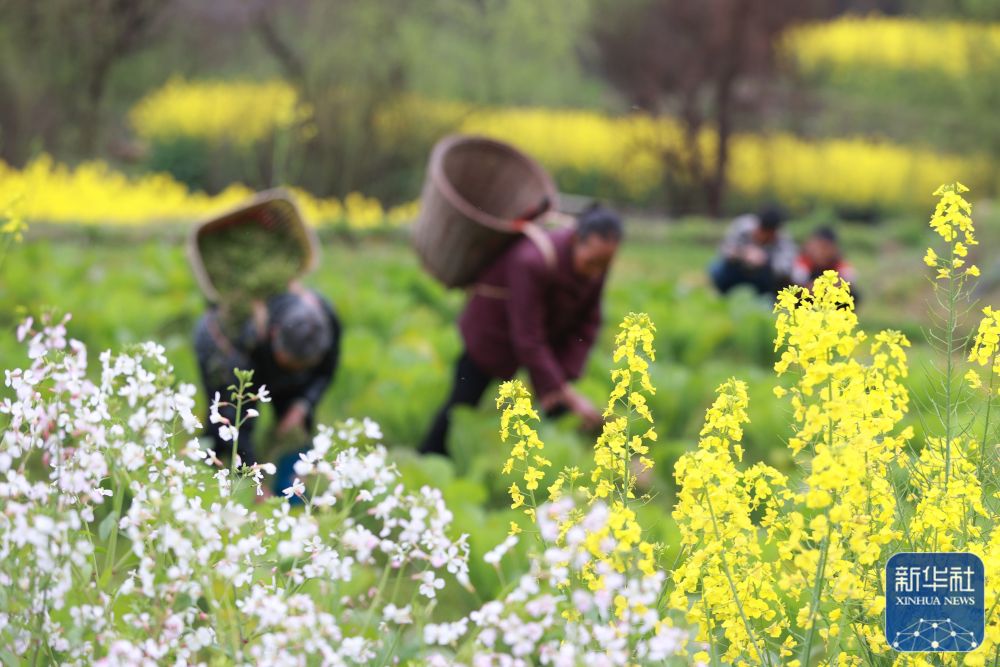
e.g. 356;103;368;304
187;189;320;303
412;134;558;287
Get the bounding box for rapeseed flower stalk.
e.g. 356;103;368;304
594;312;658;504
923;183;979;495
428;313;687;664
968;306;1000;483
673;271;912;665
496;380;549;527
671;379;789;666
671;184;1000;665
496;313;661;570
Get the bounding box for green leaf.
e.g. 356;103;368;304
98;508;117;543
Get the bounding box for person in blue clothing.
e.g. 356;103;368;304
194;286;341;495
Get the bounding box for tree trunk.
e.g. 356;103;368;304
706;0;751;217
706;73;733;217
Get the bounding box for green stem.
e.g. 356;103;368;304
703;594;721;667
943;245;958;493
377;630;401;667
231;395;246;476
979;351;997;487
99;474;126;588
704;491;771;667
799;534;831;667
362;560;395;636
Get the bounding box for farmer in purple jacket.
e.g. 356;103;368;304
419;204;623;457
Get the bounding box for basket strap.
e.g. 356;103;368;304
251;300;269;341
467;224;557;300
522;223;557;272
469;283;510;300
206;311;238;357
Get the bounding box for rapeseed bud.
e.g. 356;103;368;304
592;313;658;503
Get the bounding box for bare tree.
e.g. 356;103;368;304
0;0;169;160
589;0;831;215
242;0;457;201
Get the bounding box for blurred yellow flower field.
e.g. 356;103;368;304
0;155;416;228
123;79;992;214
462;107;989;210
130;78;310;145
784;15;1000;77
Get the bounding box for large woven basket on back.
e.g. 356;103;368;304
412;135;559;288
188;189;320;303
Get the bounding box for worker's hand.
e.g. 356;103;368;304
564;387;604;433
277;402;309;436
742;245;767;267
539;389;566;413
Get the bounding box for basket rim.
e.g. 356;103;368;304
186;187;320;303
428;134;559;232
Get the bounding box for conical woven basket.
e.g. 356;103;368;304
188;189;320;303
412;135;558;288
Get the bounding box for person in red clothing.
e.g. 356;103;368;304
419;204;623;457
791;226;857;290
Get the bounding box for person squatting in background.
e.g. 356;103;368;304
792;225;857;289
420;204;623;457
710;205;797;297
194;286;341;492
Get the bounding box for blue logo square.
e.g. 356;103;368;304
886;552;985;652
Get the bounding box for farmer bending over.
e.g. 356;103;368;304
420;204;622;457
709;205;796;297
194;286;341;480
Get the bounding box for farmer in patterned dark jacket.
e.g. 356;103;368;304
194;286;341;474
420;204;623;457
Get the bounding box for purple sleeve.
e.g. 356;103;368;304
506;247;567;399
557;285;603;380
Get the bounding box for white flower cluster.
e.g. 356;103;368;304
423;498;689;666
0;315;470;665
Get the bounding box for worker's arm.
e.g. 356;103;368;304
298;299;342;411
194;310;257;463
771;234;798;281
719;216;751;259
505;245;567;402
556;283;604;381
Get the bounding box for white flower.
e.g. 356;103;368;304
362;417;382;440
283;477;306;498
424;618;468;645
218;424;238;443
250;462;276;496
418;571;446;599
256;385;271;403
484;534;519;566
16;317;33;342
209;392;228;424
382;603;413;625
